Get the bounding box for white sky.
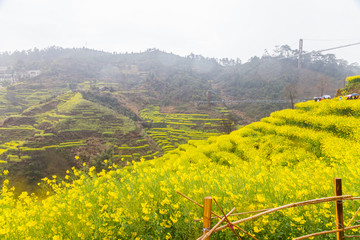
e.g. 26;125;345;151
0;0;360;63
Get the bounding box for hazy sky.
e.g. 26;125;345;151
1;0;360;63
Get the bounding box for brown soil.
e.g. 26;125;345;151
55;130;102;141
114;94;141;116
2;116;36;127
231;109;256;125
22;100;59;116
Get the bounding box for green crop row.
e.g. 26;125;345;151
118;144;149;150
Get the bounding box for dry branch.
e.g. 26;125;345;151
215;195;352;232
347;206;360;227
213;198;242;240
176;191;205;209
230;209;272;217
194;208;272;222
197;207;236;240
176;191;222;219
293;224;360;240
213;198;258;240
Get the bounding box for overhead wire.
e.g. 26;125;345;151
303;38;360;42
302;42;360;56
270;41;360;60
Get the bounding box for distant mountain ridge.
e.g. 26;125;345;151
1;46;358;118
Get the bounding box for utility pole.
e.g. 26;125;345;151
298;39;303;69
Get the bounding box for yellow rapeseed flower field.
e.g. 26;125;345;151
1;99;360;239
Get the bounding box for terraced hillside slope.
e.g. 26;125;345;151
0;88;230;192
2;97;360;239
0;90;154;191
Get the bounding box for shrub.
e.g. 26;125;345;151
346;75;360;84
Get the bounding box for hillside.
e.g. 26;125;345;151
1;47;359;122
1;96;360;239
0;88;231;193
0;91;147;191
0;47;359;192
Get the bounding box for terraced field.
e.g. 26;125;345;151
0;83;63;118
140;106;229;152
0;91;145;168
117;138;159;160
0;84;238;193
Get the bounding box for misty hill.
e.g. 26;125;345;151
1;46;358;122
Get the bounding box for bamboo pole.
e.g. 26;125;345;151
213;198;242;240
202;197;212;240
176;190;204;209
214;195;352;233
176;191;222;219
235;227;258;240
229;208;272;217
194;208;272;222
197;207;236;240
212;198;258;240
177;191;256;239
293;224;360;240
346;206;360;227
335;178;344;240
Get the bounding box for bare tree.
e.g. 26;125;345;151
219;114;237;134
284;83;298;109
282;71;299;109
317;75;329;96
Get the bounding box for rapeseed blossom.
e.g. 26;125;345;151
0;99;360;238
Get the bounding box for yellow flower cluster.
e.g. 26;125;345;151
345;75;360;84
1;99;360;239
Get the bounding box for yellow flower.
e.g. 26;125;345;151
254;226;262;233
166;233;172;239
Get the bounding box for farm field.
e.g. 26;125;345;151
0;87;238;192
0;91;136;163
140;106;228;152
1;98;360;239
0;83;65;119
0;90;162;192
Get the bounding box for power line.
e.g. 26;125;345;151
272;40;360;63
303;42;360;56
303;38;360;42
